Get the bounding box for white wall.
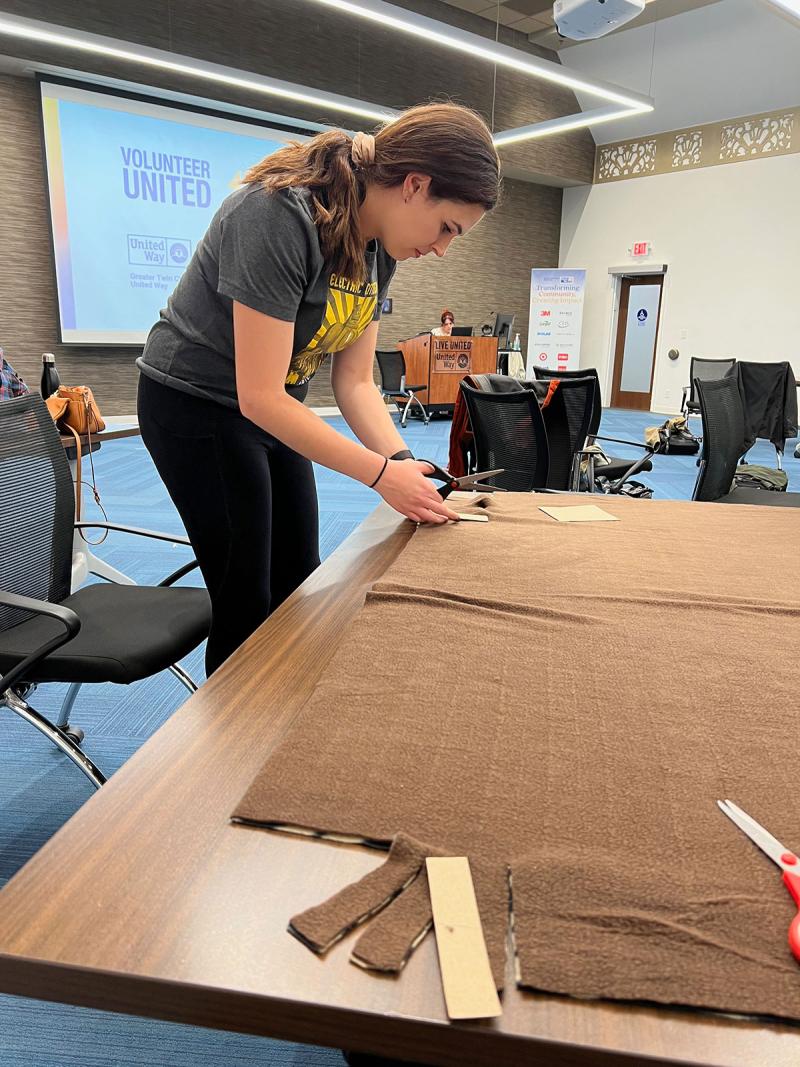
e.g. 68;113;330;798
560;152;800;413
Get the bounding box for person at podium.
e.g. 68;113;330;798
431;308;455;336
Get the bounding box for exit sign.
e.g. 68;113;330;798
632;241;650;257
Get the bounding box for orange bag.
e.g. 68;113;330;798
45;385;107;538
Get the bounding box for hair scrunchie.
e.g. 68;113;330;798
350;131;376;168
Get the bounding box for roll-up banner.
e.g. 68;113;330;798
526;268;586;376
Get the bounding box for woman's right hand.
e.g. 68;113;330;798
375;460;461;524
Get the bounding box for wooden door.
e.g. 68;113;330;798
610;275;664;410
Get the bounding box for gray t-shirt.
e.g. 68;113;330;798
137;183;396;408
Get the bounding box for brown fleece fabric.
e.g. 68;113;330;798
233;494;800;1019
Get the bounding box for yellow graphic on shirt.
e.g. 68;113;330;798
286;273;378;386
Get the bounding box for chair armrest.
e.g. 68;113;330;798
587;435;655;456
579;440;655;494
74;522;191;546
158;560;201;587
0;589;80;694
75;523;198;587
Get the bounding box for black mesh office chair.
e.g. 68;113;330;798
693;377;800;506
459;381;549;491
0;394;211;789
538;376;595;491
681;357;736;417
532;366;654;490
375;349;429;427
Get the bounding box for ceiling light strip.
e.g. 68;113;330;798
494;106;641;145
0;12;398;123
310;0;653;112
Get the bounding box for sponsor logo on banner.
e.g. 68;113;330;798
527;268;586;375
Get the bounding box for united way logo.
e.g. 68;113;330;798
128;234;192;267
169;241;189;265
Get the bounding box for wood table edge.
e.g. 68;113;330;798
0;952;697;1067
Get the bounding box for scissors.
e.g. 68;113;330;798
718;799;800;962
419;460;507;499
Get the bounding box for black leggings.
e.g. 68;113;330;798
137;374;320;676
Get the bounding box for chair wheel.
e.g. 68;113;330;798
63;725;85;746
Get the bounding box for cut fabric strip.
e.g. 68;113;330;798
289;833;508;989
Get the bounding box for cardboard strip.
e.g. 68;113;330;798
425;857;502;1020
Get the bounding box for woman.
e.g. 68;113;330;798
432;308;455;336
137;103;500;676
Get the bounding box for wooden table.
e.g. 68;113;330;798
0;500;797;1067
59;425;142;450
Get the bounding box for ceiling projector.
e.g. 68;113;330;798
553;0;646;40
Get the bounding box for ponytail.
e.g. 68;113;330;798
244;130;367;283
244;103;500;285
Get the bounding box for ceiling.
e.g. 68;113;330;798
437;0;560;37
559;0;800;141
420;0;800;143
439;0;725;47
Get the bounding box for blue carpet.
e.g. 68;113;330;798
1;406;797;1065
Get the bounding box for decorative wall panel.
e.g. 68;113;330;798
719;114;794;160
597;140;657;180
595;105;799;185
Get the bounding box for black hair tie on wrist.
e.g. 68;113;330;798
390;449;415;461
369;456;389;489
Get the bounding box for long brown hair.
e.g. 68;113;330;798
244;103;500;284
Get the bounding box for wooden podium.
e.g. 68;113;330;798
398;335;498;415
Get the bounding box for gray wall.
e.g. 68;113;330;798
0;0;589;411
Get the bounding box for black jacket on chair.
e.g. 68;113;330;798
736;361;798;454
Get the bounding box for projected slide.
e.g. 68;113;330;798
40;81;305;344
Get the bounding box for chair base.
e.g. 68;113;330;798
2;664;199;793
399;393;430;428
2;686;106;789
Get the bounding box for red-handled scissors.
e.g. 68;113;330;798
718;799;800;962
